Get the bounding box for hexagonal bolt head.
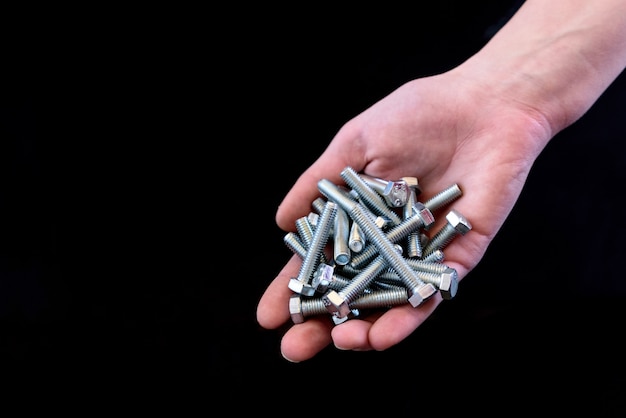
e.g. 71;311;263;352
322;290;351;318
374;216;392;230
439;268;459;300
289;294;305;324
407;283;438;307
446;209;472;235
412;202;435;230
400;176;421;194
288;278;316;297
382;181;409;207
312;263;335;293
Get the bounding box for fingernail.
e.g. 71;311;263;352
281;351;300;363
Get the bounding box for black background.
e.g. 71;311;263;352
2;1;626;413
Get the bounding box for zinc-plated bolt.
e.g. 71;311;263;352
318;178;437;307
322;254;390;318
289;286;411;324
422;209;472;257
288;201;338;296
340;167;402;226
377;267;459;300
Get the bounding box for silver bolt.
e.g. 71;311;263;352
288;200;337;296
422;209;472;257
322;254;390;318
377;267;459;300
289;286;411;324
340;166;402;225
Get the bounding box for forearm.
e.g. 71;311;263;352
457;0;626;137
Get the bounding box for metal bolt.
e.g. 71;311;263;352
340;166;402;225
348;221;366;252
288;200;337;296
289;286;411;324
422;209;472;257
377;267;459;300
322;254;390;318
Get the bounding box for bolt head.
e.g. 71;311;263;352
446;210;472;235
322;290;351;318
408;283;438;306
407;291;424;307
288;278;316;296
412;202;435;230
312;263;335;293
383;181;409;207
289;294;305;324
439;268;459;300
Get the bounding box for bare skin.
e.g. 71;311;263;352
257;0;626;362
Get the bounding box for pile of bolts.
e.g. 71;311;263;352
285;166;472;325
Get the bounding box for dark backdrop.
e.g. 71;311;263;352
2;1;626;413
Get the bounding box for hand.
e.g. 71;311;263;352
256;69;552;362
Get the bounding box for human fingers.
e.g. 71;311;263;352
279;318;334;363
330;295;442;352
256;254;302;329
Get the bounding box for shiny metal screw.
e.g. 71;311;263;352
322;254;390;318
422;209;472;257
288;200;337;296
289;286;411;324
340;166;402;226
